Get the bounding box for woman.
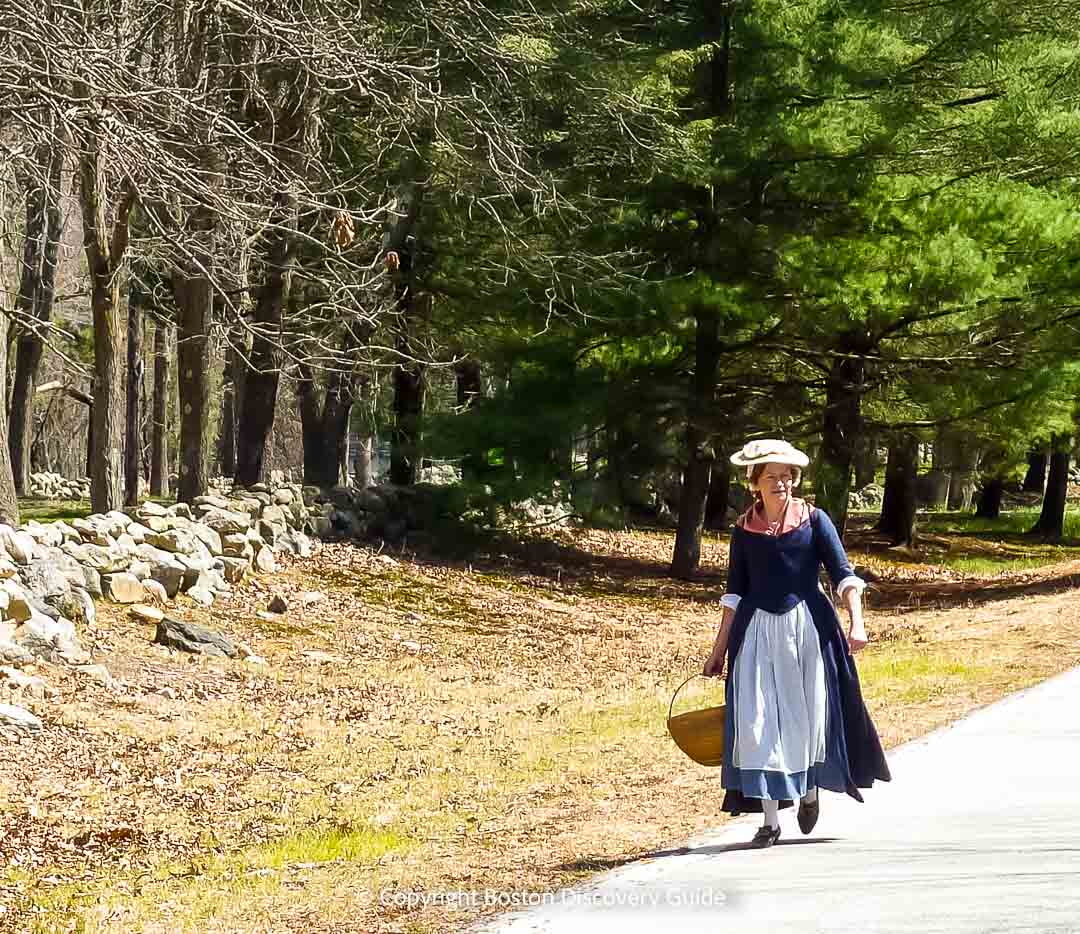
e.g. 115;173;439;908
703;438;891;848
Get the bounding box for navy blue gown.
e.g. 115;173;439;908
720;507;891;815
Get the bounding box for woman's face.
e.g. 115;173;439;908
756;463;795;507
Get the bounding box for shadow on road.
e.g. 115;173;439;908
555;836;842;872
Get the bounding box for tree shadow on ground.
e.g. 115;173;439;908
352;512;1080;614
364;519;728;604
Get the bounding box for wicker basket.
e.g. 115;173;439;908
666;674;726;767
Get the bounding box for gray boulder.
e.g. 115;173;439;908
153;617;238;657
0;703;42;733
47;588;95;628
257;519;278;546
201;508;252;535
254;546;277;573
234;497;263;518
14;613;82;663
142;579;168;603
102;510;132;537
128;560;151;581
150;564;186;598
0;526;35;564
167;503;194;520
0;666;49;699
135;501;169;520
193;494;233;511
102;573;145;604
23;522;63;549
79;543;128;574
135;543;180;566
19;559;73;600
52;521;81;544
193;525;223;556
82;567;102;597
126;522;151;544
220;557;249;584
145;529;197;554
3;580;33;623
0;640;34;666
72;518;111;547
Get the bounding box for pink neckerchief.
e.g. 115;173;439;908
738;497;812;536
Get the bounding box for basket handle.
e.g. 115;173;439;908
668;673;723;721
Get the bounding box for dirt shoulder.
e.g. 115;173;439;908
1;529;1079;933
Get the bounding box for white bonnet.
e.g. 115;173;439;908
730;439;809;480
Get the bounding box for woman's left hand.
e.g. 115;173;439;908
847;623;868;653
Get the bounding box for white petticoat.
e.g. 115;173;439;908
731;601;828;776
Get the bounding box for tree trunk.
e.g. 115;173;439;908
150;320;171;497
1023;448;1049;493
453;359;486;482
9;144;63;495
234;199;294;487
0;303;20;524
85;403;94;480
704;453;731;530
455;359;482;409
671;309;720;579
975;476;1005;519
124;275;145;506
853;431;879;490
946;436;979;511
298;370;356;488
921;431;950;508
391;356;426;486
233;90;319;488
219;337;244;479
353;434;373;489
324;385;353;488
1029;435;1070;539
79;133;133;514
815;354;865;536
219;380;235;479
383;159;427;487
878;433;919;546
173;270;212;503
88;282;124;512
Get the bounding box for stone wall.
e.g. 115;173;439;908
0;484;313;669
28;472;91;500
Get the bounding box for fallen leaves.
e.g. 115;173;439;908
0;528;1078;933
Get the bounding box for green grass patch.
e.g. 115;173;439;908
860;646;989;705
18;496;92;523
937;554;1051;575
246;825;411;869
922;508;1080;540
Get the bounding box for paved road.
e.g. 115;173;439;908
473;666;1080;934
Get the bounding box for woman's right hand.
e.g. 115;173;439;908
703;648;726;678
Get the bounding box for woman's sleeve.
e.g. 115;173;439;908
720;529;749;611
813;509;866;598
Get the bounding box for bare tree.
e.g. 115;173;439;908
1;0;567;509
150;318;171;496
9;142;64;493
125;269;145;505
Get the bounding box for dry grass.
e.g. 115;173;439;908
1;527;1079;934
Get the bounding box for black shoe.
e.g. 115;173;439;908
750;824;781;848
797;797;820;835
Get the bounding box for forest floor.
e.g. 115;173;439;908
3;514;1080;933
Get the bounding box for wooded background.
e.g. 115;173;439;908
3;0;1080;576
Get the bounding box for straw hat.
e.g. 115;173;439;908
730;439;809;477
